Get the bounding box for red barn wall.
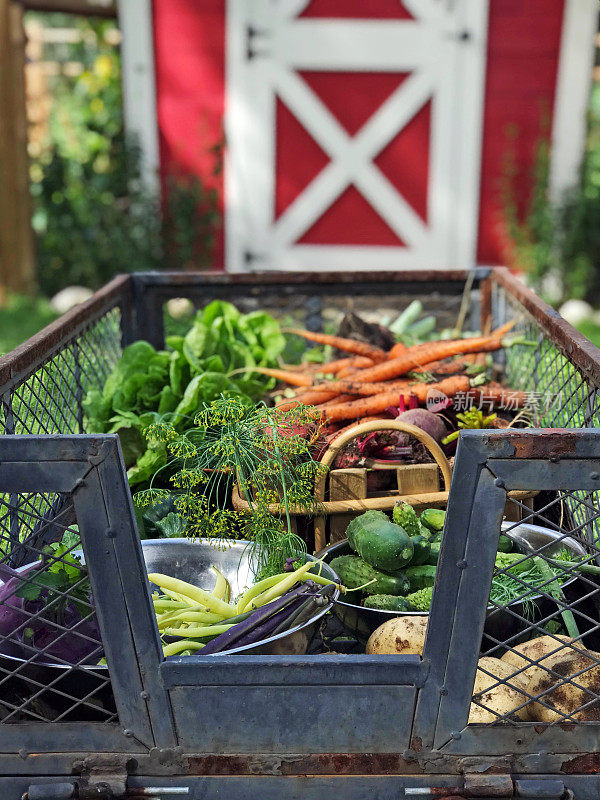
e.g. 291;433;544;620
152;0;566;269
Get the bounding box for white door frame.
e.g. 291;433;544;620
117;0;160;195
225;0;489;272
549;0;598;202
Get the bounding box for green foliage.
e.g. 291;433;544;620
28;14;220;295
0;293;58;354
135;396;325;578
84;301;286;484
503;86;600;305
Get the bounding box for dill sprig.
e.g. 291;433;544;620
134;395;326;579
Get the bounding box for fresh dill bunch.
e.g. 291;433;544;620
134;394;326;578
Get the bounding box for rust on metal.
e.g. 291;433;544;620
490;430;579;459
186;752;423;776
560;753;600;774
493;266;600;386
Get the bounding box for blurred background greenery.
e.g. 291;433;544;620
1;10;599;354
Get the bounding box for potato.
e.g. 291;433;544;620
501;635;574;674
524;648;600;723
366;615;428;655
469;657;529;723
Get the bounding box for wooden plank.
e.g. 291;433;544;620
0;0;36;293
396;462;439;495
328;467;367;542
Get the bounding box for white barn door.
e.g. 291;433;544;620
225;0;489;272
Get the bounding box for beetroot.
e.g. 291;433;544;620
395;408;448;443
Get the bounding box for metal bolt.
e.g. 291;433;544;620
450;731;461;740
549;456;560;463
18;748;28;759
440;687;448;696
123;729;134;737
456;559;468;570
494;477;505;488
106;528;117;539
591;472;599;481
140;691;150;700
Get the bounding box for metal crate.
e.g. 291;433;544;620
1;270;600;799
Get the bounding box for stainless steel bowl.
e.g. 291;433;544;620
0;538;339;668
318;522;588;642
142;538;339;656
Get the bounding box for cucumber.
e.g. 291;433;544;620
405;564;437;592
427;541;441;565
330;555;410;596
497;534;513;553
409;535;431;566
392;502;420;537
416;520;435;542
346;511;414;572
364;594;411;612
346;510;389;551
420;508;446;534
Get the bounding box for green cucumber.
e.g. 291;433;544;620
409;535;431;566
392;502;420;537
364;594;411;612
427;541;441;565
330;555;409;596
420;508;446;534
346;511;414;572
405;565;437;592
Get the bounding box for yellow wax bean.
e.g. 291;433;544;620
159;610;222;627
162;623;234;638
236;573;289;613
248;561;315;609
153;599;188;611
211;567;230;601
163;640;205;656
148;574;237;617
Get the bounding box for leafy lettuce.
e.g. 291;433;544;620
84;300;285;485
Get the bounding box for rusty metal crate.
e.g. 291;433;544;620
1;270;600;799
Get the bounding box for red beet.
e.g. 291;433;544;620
395;408;448;443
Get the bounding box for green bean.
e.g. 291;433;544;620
163;640;205;656
162;623;235;638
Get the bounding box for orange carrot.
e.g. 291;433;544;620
234;367;312;387
388;341;408;358
472;383;528;409
326;328;511;386
319;356;374;374
317;393;357;407
320;375;470;422
275;389;338;412
320;378;414;397
283;328;387;362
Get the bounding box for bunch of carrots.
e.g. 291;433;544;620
242;321;528;427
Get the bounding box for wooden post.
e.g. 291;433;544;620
329;468;368;543
0;0;36;294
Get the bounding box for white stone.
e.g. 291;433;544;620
49;286;94;314
558;299;593;326
167;297;195;319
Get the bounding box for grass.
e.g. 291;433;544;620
0;294;59;355
576;318;600;350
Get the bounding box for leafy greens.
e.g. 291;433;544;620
84;301;286;485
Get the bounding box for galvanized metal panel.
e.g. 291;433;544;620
169;685;417;753
160;654;426;688
94;441;176;748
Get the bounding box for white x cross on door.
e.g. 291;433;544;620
225;0;489;271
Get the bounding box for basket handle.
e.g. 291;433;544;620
314;419;452;550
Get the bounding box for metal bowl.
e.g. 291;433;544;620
0;538;339;669
318;522;588;642
142;538;339;656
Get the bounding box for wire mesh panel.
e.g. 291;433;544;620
472;488;600;726
0;435;170;752
0;492;115;724
418;429;600;756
